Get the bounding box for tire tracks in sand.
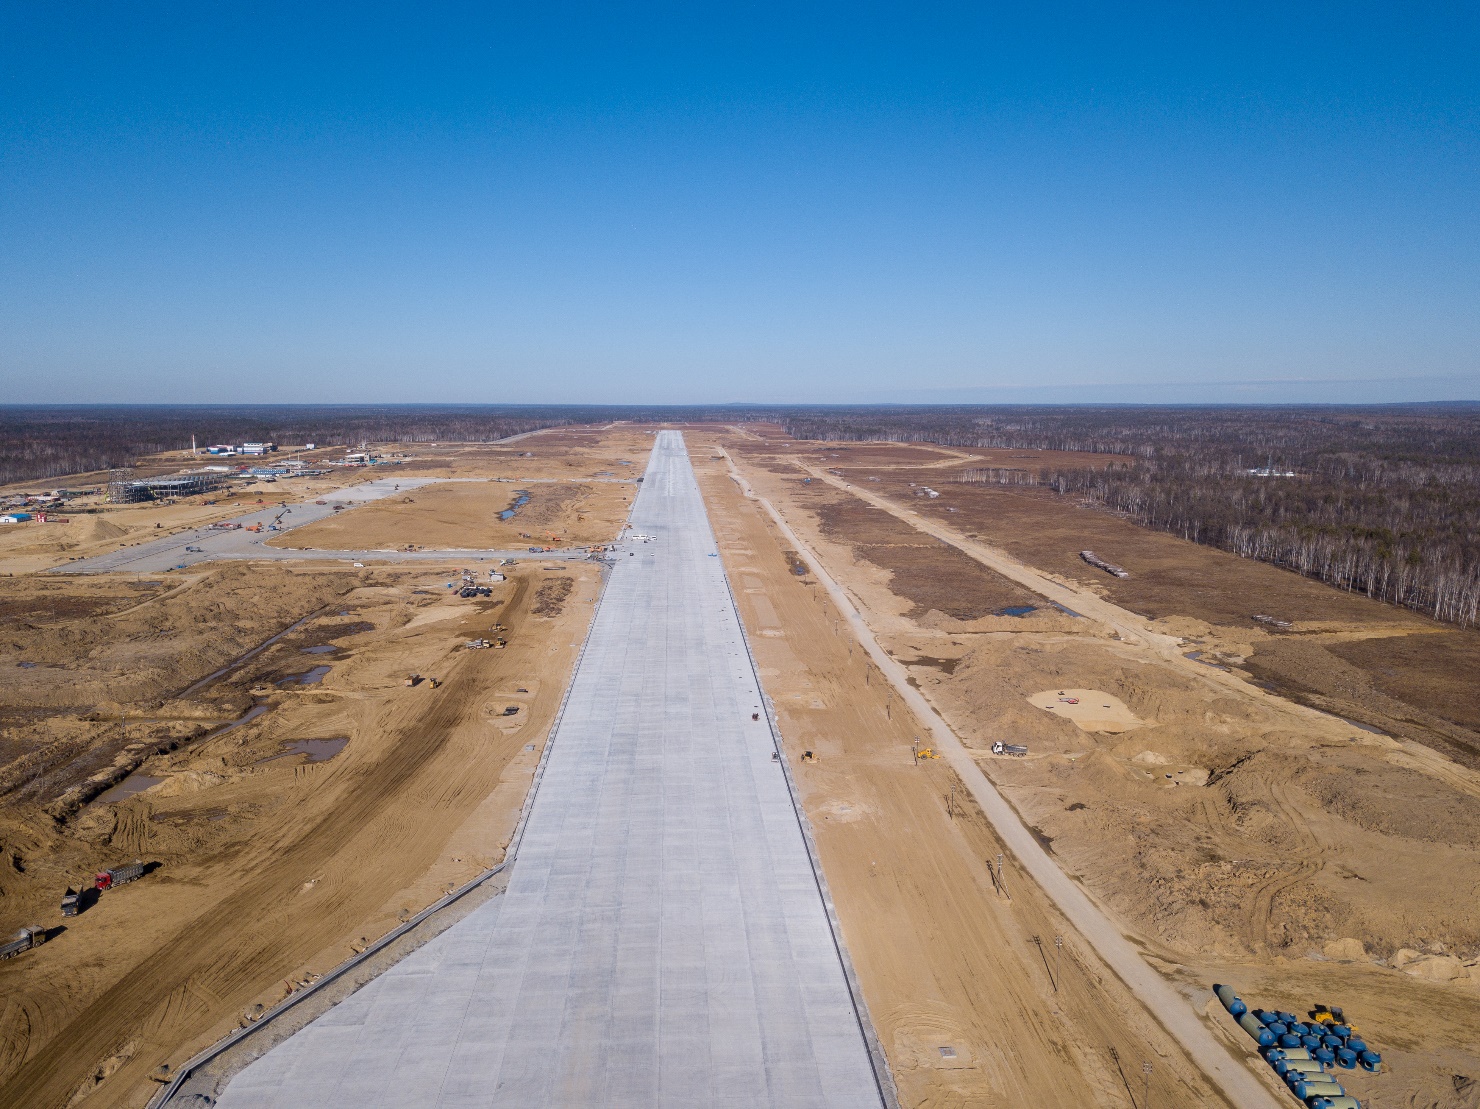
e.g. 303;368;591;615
0;576;571;1109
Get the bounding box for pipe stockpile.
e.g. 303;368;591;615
1213;986;1383;1107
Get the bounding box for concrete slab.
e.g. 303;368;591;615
212;431;885;1108
52;478;586;574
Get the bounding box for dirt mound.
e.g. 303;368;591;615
85;517;128;541
1293;754;1480;849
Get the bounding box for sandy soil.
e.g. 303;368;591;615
0;561;601;1108
692;446;1244;1109
274;480;630;551
719;432;1480;1108
0;427;650;1109
1027;689;1143;733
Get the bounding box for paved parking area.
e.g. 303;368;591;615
212;431;886;1108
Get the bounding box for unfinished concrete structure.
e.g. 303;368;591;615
211;431;888;1108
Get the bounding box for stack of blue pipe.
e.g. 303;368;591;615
1213;985;1382;1108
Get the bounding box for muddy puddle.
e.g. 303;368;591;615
995;605;1037;617
910;655;963;675
256;737;348;765
279;666;331;686
500;491;531;520
179;614;316;697
98;775;164;803
301;645;337;655
1185;650;1231;671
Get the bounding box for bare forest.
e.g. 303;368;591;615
785;405;1480;628
7;402;1479;627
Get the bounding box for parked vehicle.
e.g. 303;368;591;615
991;741;1028;757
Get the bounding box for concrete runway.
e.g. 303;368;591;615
53;477;585;574
212;431;887;1108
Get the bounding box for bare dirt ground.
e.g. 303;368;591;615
274;480;628;551
692;446;1248;1109
0;430;649;576
718;429;1480;1108
0;428;645;1109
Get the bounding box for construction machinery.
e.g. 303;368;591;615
95;861;146;891
0;927;47;961
991;741;1028;757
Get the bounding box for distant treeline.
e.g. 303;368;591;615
785;405;1480;629
0;403;786;487
9;401;1480;628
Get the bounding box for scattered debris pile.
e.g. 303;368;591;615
1080;550;1129;578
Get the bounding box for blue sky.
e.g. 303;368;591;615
2;2;1477;403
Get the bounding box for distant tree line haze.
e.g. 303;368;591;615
4;402;1478;627
0;403;777;485
785;405;1480;629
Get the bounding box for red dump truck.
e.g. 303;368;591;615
94;861;146;891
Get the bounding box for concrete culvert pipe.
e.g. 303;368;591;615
1314;1098;1361;1109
